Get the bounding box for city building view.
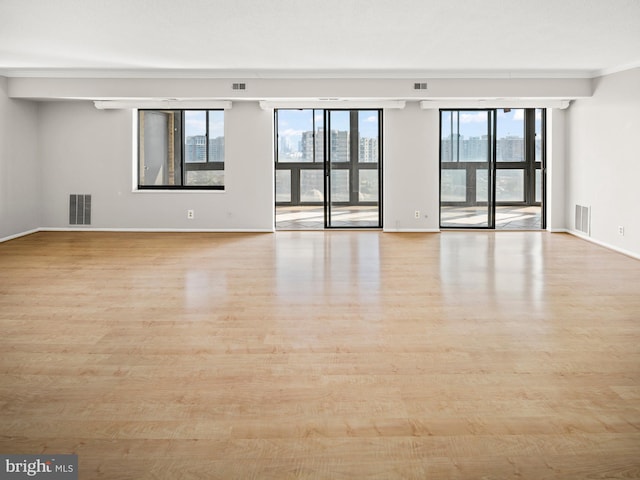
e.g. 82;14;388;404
185;135;225;163
276;109;380;204
440;134;541;162
278;129;378;164
275;109;382;228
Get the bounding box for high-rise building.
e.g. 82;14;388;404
314;128;324;162
359;137;378;163
209;136;225;162
441;133;461;162
186;135;207;162
330;130;349;162
300;131;315;162
186;135;225;162
463;135;489;161
497;135;524;162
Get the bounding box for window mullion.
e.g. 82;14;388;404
181;110;186;187
205;110;210;164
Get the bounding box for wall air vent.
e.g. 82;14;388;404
232;83;246;90
69;194;91;225
414;82;428;90
574;204;590;235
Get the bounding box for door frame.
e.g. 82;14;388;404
439;108;497;229
439;108;546;230
324;109;383;229
274;108;383;230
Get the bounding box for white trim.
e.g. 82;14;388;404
94;100;233;110
383;228;441;233
131;189;226;194
568;230;640;261
0;228;39;243
420;99;572;109
4;65;639;81
6;228;638;260
548;228;569;233
259;100;406;110
38;227;274;233
593;60;640;78
0;68;598;80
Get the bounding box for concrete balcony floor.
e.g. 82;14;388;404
276;205;542;230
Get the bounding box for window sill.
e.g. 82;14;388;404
132;188;226;194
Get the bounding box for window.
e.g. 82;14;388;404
496;109;525;162
274;108;383;229
440;108;546;229
138;109;224;189
276;109;324;164
275;109;324;205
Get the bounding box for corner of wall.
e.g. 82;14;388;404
0;84;42;239
564;67;640;258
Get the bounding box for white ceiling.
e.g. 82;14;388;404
1;0;639;78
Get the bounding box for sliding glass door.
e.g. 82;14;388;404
440;110;496;228
275;109;382;230
440;108;546;230
325;110;381;228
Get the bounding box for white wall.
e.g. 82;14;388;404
546;108;567;231
33;97;587;236
39;101;274;231
0;77;40;240
10;71;640;259
566;67;640;258
9;76;592;102
36;99;443;233
5;74;598;237
384;103;439;231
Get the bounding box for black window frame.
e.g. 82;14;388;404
439;108;546;229
137;109;225;191
274;109;382;208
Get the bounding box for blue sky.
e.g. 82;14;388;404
278;108;541;142
277;109;380;141
178;108;539;141
442;109;542;138
184;111;225;139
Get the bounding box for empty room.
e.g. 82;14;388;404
1;0;639;478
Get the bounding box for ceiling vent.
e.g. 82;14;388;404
414;82;428;90
232;83;246;90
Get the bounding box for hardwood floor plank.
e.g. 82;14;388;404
1;231;639;478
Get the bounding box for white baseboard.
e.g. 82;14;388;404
6;228;637;260
383;228;441;233
38;227;274;233
568;230;640;260
0;228;40;243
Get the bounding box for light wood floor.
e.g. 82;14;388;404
1;231;639;479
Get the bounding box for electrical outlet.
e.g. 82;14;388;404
618;225;624;236
414;210;420;219
187;209;194;219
